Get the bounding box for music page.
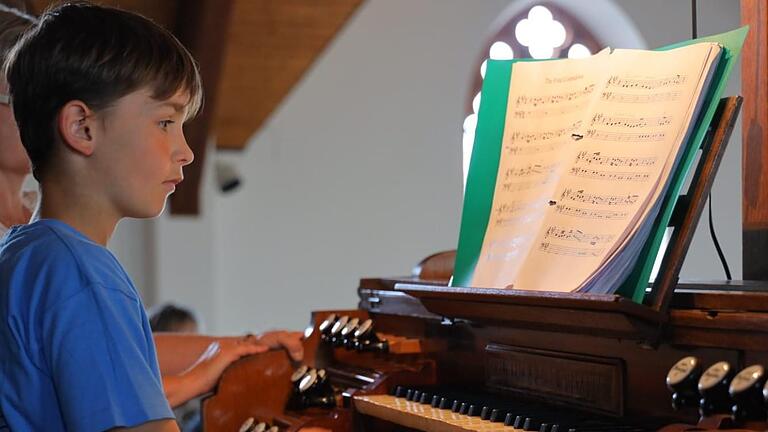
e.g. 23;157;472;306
471;43;721;291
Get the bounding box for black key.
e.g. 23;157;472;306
504;413;515;426
411;390;421;402
490;409;502;422
514;416;525;429
393;386;405;398
539;423;549;432
405;389;413;401
459;402;469;415
467;404;479;416
439;397;451;410
431;395;440;408
480;406;490;420
419;392;430;404
523;417;535;430
452;400;461;412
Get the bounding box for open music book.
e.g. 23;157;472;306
452;28;747;300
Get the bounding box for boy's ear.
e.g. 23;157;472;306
58;100;97;156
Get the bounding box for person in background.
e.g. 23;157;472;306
0;4;33;235
150;304;202;431
150;303;200;334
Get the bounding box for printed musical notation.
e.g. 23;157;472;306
606;74;687;90
538;242;604;257
515;84;595;107
575;151;657;167
512;104;581;119
509;121;582;144
569;167;650;182
494;212;540;227
600;91;680;103
585;129;665;142
501;177;556;192
555;204;629;220
544;225;615;246
560;188;640;206
504;163;559;180
494;200;545;216
505;141;566;156
590;113;673;128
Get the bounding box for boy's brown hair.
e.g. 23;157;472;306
5;1;202;180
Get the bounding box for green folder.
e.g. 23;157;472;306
452;27;748;303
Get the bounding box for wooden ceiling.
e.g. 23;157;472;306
23;0;364;213
215;0;364;150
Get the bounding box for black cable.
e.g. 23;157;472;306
691;0;698;39
708;194;732;280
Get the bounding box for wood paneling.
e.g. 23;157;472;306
213;0;364;150
741;1;768;279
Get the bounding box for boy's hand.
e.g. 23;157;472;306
247;330;304;361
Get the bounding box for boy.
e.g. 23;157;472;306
0;3;270;430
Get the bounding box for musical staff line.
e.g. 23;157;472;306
555;204;629;220
505;141;566;156
544;225;615;246
515;84;595;107
504;163;559;180
590;113;673;128
585;129;666;142
509;121;582;144
513;104;581;119
539;242;605;257
501;176;556;192
600;91;680;103
606;74;687;90
494;200;546;216
560;188;640;206
575;151;657;167
569;167;650;182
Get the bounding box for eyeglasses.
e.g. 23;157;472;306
0;93;9;106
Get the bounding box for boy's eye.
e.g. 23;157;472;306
159;120;175;129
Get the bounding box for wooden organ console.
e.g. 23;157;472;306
199;95;768;431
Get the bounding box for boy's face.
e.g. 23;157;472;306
91;88;194;219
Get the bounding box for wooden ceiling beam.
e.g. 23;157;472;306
214;0;364;150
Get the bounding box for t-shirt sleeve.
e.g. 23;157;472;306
41;283;173;431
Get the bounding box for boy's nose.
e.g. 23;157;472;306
176;134;194;166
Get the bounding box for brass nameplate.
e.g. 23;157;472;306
485;344;624;416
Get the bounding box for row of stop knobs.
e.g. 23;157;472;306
318;314;388;353
667;356;768;421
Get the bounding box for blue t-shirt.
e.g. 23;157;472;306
0;220;173;431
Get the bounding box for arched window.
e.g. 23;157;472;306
462;3;605;183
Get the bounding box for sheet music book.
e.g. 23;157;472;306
452;28;747;300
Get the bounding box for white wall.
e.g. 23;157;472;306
109;0;744;334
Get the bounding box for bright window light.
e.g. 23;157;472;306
472;92;482;114
514;5;566;60
489;41;514;60
568;43;591;58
